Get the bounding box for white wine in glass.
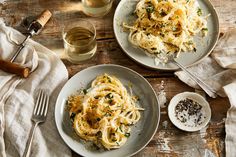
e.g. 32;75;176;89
82;0;113;17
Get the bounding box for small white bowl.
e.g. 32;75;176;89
168;92;211;132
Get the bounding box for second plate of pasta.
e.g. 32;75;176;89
114;0;219;70
55;64;160;157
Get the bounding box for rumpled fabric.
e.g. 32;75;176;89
0;18;71;157
175;29;236;157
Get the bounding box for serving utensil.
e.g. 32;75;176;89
23;90;49;157
169;55;218;98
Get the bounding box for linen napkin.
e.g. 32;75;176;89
175;29;236;157
0;18;71;157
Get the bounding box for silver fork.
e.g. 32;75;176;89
168;55;218;98
23;89;49;157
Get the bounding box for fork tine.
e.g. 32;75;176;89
40;91;49;116
43;93;49;116
33;90;43;115
39;91;46;116
36;92;44;115
40;91;47;115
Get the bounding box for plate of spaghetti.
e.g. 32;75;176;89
55;64;160;157
114;0;219;70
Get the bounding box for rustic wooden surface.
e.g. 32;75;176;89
1;0;235;156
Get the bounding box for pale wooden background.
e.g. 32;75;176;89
1;0;236;156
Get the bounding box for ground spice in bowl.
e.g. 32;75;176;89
175;98;206;127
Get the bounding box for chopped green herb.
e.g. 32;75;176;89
116;142;120;146
119;126;123;132
124;133;131;137
160;23;166;28
108;77;112;83
96;131;102;138
70;112;76;121
104;112;112;117
94;96;99;99
83;89;87;94
202;28;208;31
160;10;167;16
154;50;162;54
187;41;193;45
160;33;165;37
108;99;113;104
131;12;136;16
127;122;134;126
96;118;101;121
197;8;202;16
105;93;113;99
104;76;112;83
146;4;154;13
186;0;190;3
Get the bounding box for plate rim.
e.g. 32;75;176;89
55;64;160;157
113;0;220;71
168;92;211;132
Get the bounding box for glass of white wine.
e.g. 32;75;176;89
82;0;114;17
62;19;97;63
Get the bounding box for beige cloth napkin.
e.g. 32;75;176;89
0;19;71;157
175;29;236;157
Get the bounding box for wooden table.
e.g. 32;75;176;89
1;0;235;156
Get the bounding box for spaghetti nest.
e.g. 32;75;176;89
123;0;209;64
67;74;143;149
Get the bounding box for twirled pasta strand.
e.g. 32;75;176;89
123;0;209;64
67;74;143;149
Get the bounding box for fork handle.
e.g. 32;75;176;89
174;60;218;98
23;122;39;157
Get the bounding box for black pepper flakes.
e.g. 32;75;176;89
175;98;205;127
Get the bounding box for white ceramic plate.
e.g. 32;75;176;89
168;92;211;132
55;64;160;157
113;0;219;70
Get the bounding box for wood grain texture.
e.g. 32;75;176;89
0;0;234;156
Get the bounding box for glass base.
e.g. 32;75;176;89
67;45;97;64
